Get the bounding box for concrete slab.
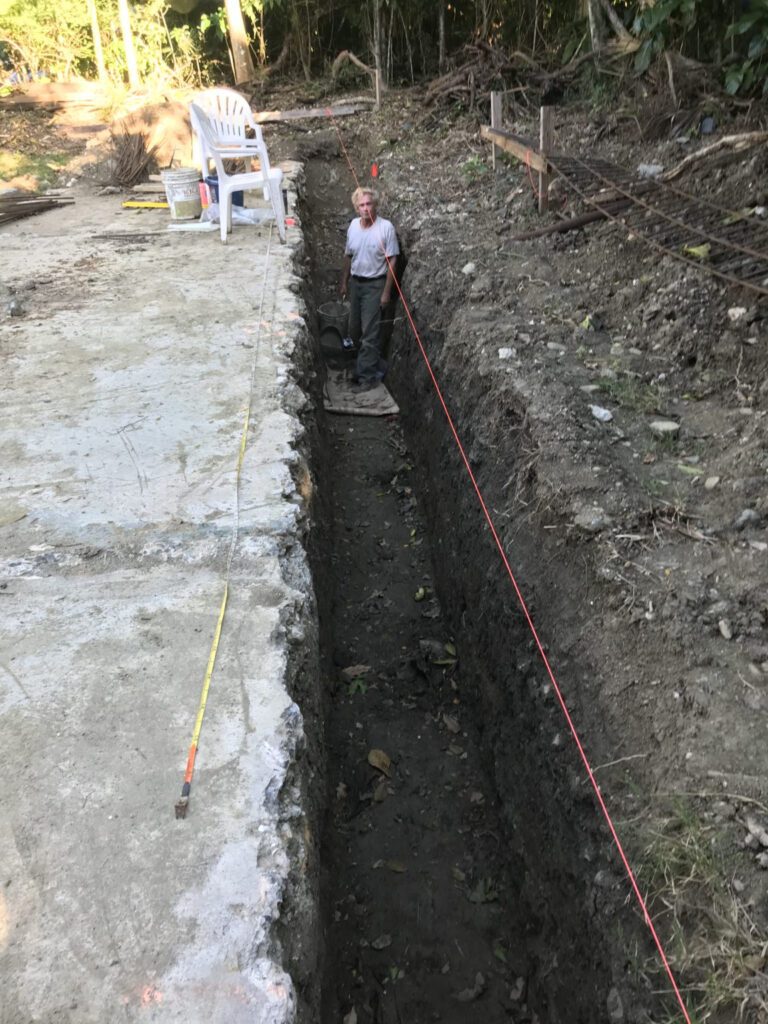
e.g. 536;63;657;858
0;171;320;1023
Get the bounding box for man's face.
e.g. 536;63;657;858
357;195;376;224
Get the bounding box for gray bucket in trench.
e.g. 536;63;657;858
318;300;352;356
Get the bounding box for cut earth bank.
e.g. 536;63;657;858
297;94;768;1024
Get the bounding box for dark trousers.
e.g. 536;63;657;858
349;276;386;383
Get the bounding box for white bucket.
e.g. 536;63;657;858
161;168;202;220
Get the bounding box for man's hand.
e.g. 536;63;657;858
380;291;391;307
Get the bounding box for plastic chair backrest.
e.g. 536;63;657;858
193;88;257;144
189;104;226;179
192;87;274;176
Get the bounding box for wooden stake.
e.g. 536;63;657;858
375;68;382;109
538;105;553;214
490;91;502;171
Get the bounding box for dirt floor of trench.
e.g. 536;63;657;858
302;157;550;1024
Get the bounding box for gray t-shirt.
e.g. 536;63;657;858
345;216;399;278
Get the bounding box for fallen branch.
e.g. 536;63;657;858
331;49;376;85
509;203;629;240
598;0;634;44
662;131;768;181
263;35;291;78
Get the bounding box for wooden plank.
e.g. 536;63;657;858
490;91;502;171
253;102;372;124
479;125;549;174
538;106;553;214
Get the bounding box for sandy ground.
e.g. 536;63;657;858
0;172;320;1023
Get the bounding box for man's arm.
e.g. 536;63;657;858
381;223;399;305
381;260;396;306
340;254;351;298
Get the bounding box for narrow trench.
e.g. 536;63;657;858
303;155;536;1023
298;144;635;1023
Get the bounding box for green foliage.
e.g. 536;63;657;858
0;0;208;86
629;0;768;97
0;0;94;77
725;0;768;96
461;154;488;182
632;0;698;74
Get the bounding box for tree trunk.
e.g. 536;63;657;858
585;0;606;53
225;0;256;84
372;0;385;86
86;0;107;82
438;4;446;73
117;0;140;89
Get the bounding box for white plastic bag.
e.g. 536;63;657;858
200;202;274;226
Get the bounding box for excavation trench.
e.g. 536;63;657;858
300;153;620;1024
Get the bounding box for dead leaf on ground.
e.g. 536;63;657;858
385;860;407;873
442;713;461;734
367;748;392;776
371;933;392;950
341;663;371;681
452;866;466;882
510;976;525;1001
468;877;499;903
373;778;389;802
455;971;486;1002
343;1008;358;1024
335;782;348;800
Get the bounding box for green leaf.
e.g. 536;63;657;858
728;10;765;37
748;35;767;60
724;67;744;94
635;39;654;74
682;242;711;260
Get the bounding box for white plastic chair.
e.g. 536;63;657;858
189;102;286;244
192;88;268;175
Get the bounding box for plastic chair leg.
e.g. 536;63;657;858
267;184;286;243
220;189;230;243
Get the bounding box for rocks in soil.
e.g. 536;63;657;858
745;817;768;848
574;507;611;533
455;971;486;1003
590;405;613;423
649;419;680;438
733;508;761;530
607;986;624;1022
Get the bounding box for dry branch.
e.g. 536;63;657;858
332;50;376;84
425;43;537;109
662;132;768;181
509;200;631;241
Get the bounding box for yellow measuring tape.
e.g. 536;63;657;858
174;226;272;819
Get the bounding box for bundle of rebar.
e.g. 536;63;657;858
0;191;74;226
109;117;158;187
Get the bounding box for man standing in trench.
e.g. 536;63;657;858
339;187;400;392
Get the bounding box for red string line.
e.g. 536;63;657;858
325;110;692;1024
524;148;540;199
